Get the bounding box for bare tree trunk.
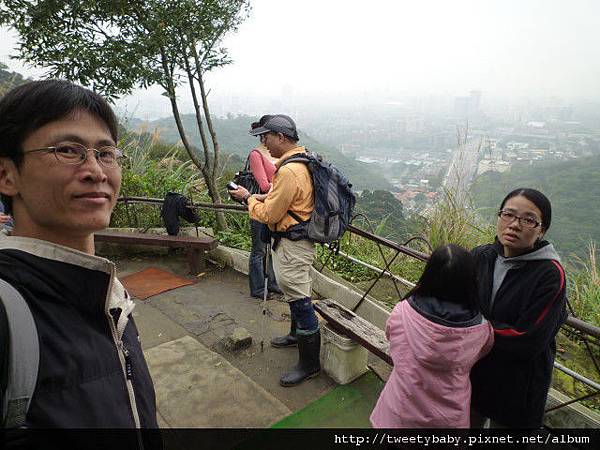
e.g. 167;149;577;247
190;45;227;231
159;48;202;168
182;48;227;230
160;47;227;231
197;71;220;186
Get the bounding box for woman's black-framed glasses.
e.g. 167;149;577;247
498;209;541;229
23;142;126;168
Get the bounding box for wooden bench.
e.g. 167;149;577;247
315;299;391;364
94;230;218;274
315;299;393;381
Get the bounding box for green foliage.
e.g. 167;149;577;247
215;213;251;251
111;159;198;229
554;332;600;413
0;0;250;99
111;133;204;228
471;156;600;258
315;230;426;307
566;242;600;326
424;188;496;250
354;190;421;242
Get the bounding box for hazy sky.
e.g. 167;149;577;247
1;0;599;118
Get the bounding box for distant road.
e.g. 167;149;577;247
443;138;481;196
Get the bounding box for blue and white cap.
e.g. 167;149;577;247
249;114;298;140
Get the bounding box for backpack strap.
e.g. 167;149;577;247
276;153;310;172
278;154;312;224
287;210;304;223
0;279;39;428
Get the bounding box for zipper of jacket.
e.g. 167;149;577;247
104;266;144;449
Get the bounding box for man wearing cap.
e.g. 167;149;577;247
229;114;320;387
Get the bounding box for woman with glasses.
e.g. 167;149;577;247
470;188;567;428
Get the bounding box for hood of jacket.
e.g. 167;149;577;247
408;295;482;328
389;300;492;371
490;239;561;308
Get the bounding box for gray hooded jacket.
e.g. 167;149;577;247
491;243;561;309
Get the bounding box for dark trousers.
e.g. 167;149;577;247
289;297;319;335
249;219;279;297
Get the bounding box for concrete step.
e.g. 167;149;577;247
144;335;291;428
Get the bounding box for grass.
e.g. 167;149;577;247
271;372;384;428
423;187;496;250
566;242;600;327
554;331;600;414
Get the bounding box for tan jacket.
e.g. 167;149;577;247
248;147;314;232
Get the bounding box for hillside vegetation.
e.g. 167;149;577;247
129;114;393;191
0;63;27;95
471;156;600;259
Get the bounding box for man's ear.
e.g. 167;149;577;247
0;157;20;196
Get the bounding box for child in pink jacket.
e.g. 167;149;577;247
370;244;494;428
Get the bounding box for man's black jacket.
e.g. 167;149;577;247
0;237;158;433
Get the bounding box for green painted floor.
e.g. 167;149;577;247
272;371;385;428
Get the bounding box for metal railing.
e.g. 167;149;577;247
116;196;600;418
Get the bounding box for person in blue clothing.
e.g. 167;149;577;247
470;188;567;428
246;116;282;299
0;200;13;230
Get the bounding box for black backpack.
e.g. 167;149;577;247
278;152;355;243
233;150;261;195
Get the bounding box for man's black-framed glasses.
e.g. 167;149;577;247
23;142;126;168
498;209;541;229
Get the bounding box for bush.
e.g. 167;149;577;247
567;242;600;326
423;188;495;250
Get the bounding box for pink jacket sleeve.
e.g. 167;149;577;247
248;150;271;193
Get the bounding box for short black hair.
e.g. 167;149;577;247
265;130;299;143
0;79;118;213
500;188;552;231
406;244;478;310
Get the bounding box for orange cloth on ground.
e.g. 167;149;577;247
120;267;195;300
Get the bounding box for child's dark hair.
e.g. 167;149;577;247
405;244;477;310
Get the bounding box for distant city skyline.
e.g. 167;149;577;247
1;0;599;119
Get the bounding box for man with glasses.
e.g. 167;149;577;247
0;80;157;431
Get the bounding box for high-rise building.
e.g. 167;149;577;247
469;90;482;112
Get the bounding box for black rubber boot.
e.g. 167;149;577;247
279;330;321;387
271;319;297;348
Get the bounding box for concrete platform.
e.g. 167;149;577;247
145;336;290;427
111;254;337;427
